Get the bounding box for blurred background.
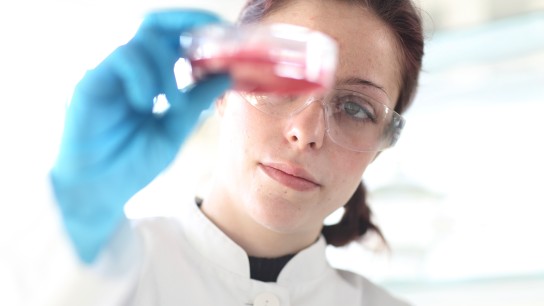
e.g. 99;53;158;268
1;0;543;305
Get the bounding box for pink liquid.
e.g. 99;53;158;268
190;53;327;95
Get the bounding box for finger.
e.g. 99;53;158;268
141;9;223;32
103;44;159;113
132;9;229;111
162;74;232;142
185;73;232;111
134;30;184;108
140;9;225;51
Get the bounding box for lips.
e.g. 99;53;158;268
259;162;320;192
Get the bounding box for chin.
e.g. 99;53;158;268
247;195;313;234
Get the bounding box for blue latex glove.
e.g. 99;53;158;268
50;10;231;264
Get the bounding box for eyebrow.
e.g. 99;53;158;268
336;77;387;94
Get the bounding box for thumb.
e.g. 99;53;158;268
162;74;232;141
185;73;232;111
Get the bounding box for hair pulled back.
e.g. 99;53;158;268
238;0;424;247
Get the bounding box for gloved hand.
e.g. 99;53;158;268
50;9;231;264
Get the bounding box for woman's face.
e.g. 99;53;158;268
213;0;402;237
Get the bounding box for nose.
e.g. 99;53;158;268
284;99;326;151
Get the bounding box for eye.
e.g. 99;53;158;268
344;101;367;118
338;96;377;122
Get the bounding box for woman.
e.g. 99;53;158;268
50;0;424;304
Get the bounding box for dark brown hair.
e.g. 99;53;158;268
238;0;424;247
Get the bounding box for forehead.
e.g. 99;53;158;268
261;0;402;106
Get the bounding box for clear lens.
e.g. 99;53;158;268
236;89;404;152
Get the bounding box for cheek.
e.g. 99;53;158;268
335;150;373;178
325;151;375;203
219;98;276;159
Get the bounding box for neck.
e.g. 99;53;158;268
201;185;321;258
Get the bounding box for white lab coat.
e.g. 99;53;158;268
8;185;411;306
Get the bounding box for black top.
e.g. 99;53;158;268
195;197;296;283
248;253;296;282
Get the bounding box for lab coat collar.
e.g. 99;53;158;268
177;200;330;284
